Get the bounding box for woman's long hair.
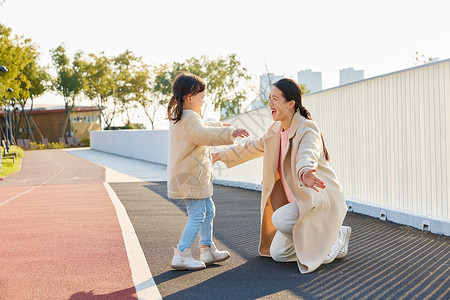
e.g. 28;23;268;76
167;72;206;124
273;78;330;161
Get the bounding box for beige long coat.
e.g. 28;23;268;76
219;112;347;273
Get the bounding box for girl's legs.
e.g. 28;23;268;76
177;198;207;252
199;197;215;247
270;202;299;262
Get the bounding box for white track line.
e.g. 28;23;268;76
0;152;65;206
104;182;162;300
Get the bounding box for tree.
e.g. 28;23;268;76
168;54;250;119
80;52;115;129
50;44;83;138
205;54;250;119
14;43;50;140
0;23;49;142
112;50;150;127
139;63;173;129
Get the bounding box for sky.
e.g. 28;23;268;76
1;0;449;127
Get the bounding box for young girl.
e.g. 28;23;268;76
167;72;249;270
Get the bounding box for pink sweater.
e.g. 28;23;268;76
278;128;296;203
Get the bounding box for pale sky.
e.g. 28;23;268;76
1;0;449;127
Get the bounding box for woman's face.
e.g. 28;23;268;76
268;86;294;122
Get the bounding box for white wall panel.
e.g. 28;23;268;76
302;60;450;224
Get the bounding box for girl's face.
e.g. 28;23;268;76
268;86;295;122
187;90;206;113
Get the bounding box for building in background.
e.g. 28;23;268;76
249;73;284;111
339;67;364;85
297;69;322;93
0;105;102;144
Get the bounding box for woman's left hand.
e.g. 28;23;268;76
302;169;326;192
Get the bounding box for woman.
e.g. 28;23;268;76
212;78;351;274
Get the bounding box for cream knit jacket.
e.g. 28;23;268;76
167;110;235;199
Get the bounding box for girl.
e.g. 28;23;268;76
213;78;351;273
167;72;249;270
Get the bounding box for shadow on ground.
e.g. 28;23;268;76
111;181;450;300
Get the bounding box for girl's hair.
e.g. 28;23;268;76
167;72;206;124
273;78;330;161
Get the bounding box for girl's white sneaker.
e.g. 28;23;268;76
171;247;206;270
200;242;231;265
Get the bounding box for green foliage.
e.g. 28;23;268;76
50;44;84;137
1;146;23;177
2;22;251;130
49;142;65;149
80;138;90;147
145;54;250;121
79;50;150;129
107;123;145;130
0;156;21;177
29;142;47;150
2;145;24;158
112;50;150;127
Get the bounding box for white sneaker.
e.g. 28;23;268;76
323;226;351;264
171;247;206;270
336;226;351;259
200;242;231;265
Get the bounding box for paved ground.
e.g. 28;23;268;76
0;149;449;300
112;181;450;300
0;150;137;299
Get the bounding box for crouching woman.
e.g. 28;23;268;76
213;78;351;273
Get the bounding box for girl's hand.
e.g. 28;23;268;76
211;152;221;164
302;169;326;192
233;128;249;138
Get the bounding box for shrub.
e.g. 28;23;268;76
30;142;47;150
49;142;65;149
81;138;90;147
2;145;24;158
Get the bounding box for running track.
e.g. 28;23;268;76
0;149;159;300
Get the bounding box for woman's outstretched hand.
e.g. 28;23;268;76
232;128;249;139
211;152;220;164
302;169;326;192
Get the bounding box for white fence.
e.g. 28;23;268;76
91;59;450;235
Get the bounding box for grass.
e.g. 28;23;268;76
1;146;24;178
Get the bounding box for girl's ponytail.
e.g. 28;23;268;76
167;94;184;124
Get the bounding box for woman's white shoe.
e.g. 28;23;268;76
171;247;206;270
200;242;231;265
323;226;351;264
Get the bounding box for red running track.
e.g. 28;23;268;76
0;150;137;299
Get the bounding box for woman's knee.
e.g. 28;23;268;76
272;209;291;233
271;203;298;233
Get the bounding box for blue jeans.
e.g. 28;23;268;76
177;197;215;252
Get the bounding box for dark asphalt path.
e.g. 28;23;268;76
111;181;450;300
